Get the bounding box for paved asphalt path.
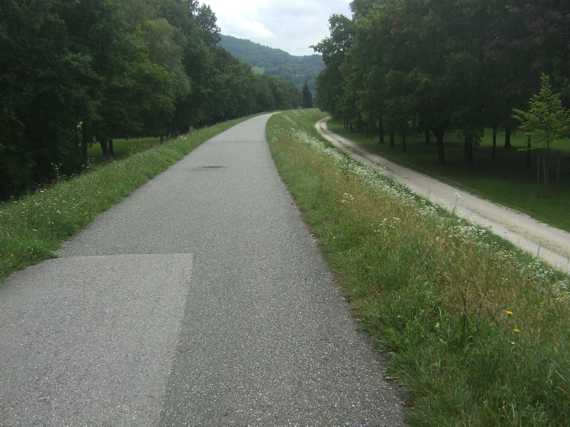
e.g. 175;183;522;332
318;119;570;274
0;115;404;426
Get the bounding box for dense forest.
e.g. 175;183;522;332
219;35;324;92
0;0;300;200
315;0;570;178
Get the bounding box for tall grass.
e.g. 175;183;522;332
0;116;250;282
268;110;570;426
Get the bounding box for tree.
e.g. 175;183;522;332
315;0;570;169
195;4;220;46
514;74;570;184
0;0;301;200
0;0;99;196
313;14;353;122
302;81;313;108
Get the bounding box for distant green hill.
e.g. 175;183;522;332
219;35;324;92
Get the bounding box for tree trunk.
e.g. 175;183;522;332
544;142;552;186
541;145;551;186
100;140;109;160
526;135;532;169
537;154;541;185
81;140;88;167
78;127;87;167
108;139;115;159
434;129;446;165
492;126;497;161
378;116;385;144
425;130;431;145
402;131;407;153
389;131;395;149
464;134;474;166
505;127;512;150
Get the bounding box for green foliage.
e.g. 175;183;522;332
0;0;300;200
268;110;570;426
0;0;100;196
219;35;324;92
514;75;570;149
0;116;250;282
315;0;570;166
313;14;354;119
513;75;570;185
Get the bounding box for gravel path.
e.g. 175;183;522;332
0;114;404;426
317;118;570;274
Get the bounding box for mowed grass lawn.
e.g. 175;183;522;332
269;109;570;426
329;120;570;232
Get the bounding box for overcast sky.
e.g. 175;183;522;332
203;0;352;56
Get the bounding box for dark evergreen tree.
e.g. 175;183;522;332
302;81;314;109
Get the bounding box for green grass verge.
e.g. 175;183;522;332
329;120;570;233
268;109;570;426
0;116;251;282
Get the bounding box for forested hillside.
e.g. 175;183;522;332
0;0;300;201
219;35;324;91
315;1;570;168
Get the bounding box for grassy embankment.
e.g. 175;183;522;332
268;110;570;426
0;116;250;282
328;120;570;233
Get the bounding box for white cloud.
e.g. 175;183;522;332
203;0;352;55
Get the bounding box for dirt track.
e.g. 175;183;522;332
317;118;570;274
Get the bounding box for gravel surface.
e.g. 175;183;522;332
0;114;404;426
318;119;570;274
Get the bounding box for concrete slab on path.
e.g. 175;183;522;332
0;254;193;426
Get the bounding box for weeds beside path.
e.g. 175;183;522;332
268;109;570;426
0;116;251;282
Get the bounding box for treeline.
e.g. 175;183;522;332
314;0;570;165
219;35;325;92
0;0;300;200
